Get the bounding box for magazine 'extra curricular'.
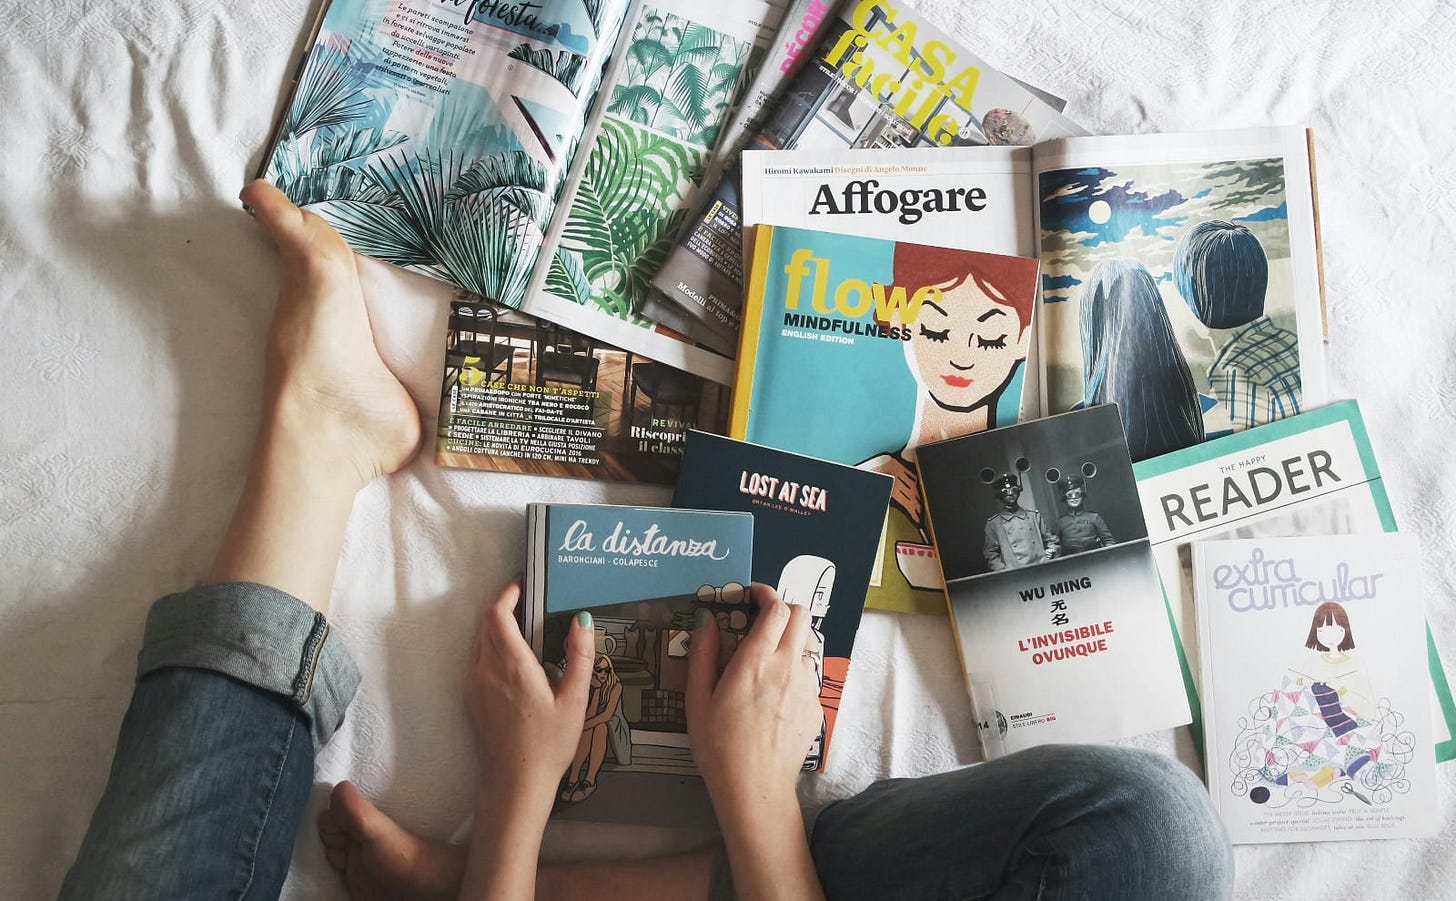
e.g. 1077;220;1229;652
1133;399;1456;761
1193;534;1439;844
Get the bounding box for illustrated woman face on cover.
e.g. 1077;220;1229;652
892;245;1035;417
1305;602;1355;653
591;653;617;689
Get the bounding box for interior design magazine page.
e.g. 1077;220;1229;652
517;0;778;385
1032;127;1328;461
435;295;729;483
1194;534;1438;844
261;0;635;305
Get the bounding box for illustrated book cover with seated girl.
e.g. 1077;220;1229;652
731;222;1040;616
1192;533;1438;844
520;503;752;827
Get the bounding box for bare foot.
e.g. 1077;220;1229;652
240;180;421;486
317;781;467;901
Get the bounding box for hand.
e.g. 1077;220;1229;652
861;453;921;524
687;583;821;806
465;580;594;800
687;584;826;901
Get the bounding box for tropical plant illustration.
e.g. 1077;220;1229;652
508;43;589;94
264;30;559;307
607;10;750;145
315;151;551;302
581;0;607;36
548;117;702;318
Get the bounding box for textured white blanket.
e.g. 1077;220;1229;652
2;1;1453;898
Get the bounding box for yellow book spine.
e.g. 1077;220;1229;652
728;224;776;439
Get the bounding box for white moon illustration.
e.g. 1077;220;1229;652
1088;200;1112;224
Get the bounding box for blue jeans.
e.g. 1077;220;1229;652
803;745;1234;900
61;583;360;900
64;584;1232;900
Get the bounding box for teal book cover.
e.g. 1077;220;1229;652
732;223;1040;616
520;503;752;827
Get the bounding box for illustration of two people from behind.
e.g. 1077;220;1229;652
1080;219;1302;461
860;243;1037;598
1233;602;1412;807
983;472;1115;570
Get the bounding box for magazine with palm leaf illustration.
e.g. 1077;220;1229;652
648;0;1086;349
259;0;777;384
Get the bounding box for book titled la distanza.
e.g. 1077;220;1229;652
523;504;753;651
520;503;752;829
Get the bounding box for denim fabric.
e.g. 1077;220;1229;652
61;582;361;900
805;745;1234;901
137;582;360;749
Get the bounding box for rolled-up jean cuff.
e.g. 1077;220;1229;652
136;582;361;750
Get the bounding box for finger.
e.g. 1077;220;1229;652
556;611;595;709
777;600;812;660
686;607;720;714
240;179;310;252
737;583;791;660
478;579;538;668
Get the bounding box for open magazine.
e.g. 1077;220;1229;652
647;0;1086;352
736;127;1329;461
436;294;729;483
258;0;781;384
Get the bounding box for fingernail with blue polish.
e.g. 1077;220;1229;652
577;611;592;628
693;607;712;629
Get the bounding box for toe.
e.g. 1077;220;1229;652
330;780;388;840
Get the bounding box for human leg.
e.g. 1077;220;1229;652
317;785;719;901
808;744;1233;901
61;181;422;897
60;584;361;899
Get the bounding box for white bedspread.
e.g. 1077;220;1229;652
3;1;1454;897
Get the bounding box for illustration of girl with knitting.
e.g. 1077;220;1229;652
1229;602;1414;807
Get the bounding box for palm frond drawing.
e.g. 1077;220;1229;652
581;0;607;36
315;196;434;268
446;151;551;225
437;195;538;302
268;130;405;206
310;150;545;305
545;247;592;305
607;84;662;123
555;118;701;316
507;43;588;94
281;45;373;138
609;12;751;143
